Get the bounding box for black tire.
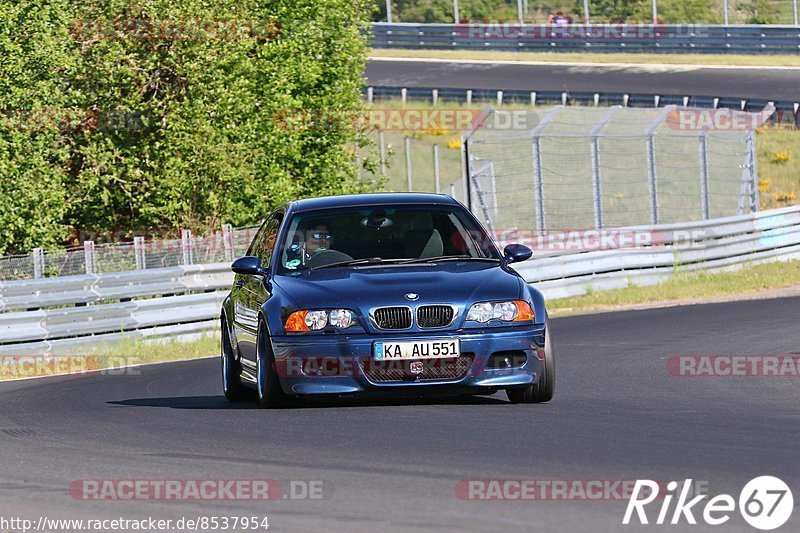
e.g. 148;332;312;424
256;318;289;409
507;319;556;404
221;316;247;402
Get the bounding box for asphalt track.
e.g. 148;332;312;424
1;296;798;532
365;58;800;101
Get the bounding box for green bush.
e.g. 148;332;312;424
0;0;373;255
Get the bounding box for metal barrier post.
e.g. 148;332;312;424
433;144;441;193
33;248;44;279
379;131;387;178
84;241;96;275
181;230;194;265
405;137;413;191
222;225;234;262
134;236;146;270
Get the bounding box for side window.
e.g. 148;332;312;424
252;213;283;267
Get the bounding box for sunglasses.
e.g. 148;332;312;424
311;232;331;240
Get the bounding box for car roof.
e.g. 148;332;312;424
290;193;460;213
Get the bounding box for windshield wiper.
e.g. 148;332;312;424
399;255;500;264
311;257;385;270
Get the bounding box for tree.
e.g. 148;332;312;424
0;0;374;254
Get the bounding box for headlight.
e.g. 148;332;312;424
466;300;534;323
305;310;328;330
285;309;356;332
328;309;353;329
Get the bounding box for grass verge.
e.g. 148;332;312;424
370;49;800;68
548;260;800;316
0;333;218;380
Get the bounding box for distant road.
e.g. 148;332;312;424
365;57;800;101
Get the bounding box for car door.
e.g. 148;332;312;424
233;210;283;366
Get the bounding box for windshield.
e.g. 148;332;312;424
276;204;500;274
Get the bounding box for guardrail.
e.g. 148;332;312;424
512;206;800;299
1;206;799;354
372;23;800;55
363;86;800;127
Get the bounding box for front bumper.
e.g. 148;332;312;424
269;325;545;396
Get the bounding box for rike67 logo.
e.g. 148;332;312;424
624;476;794;530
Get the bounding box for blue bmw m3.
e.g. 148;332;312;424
220;193;555;408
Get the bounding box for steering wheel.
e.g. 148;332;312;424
304;249;354;269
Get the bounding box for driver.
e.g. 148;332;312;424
285;223;332;269
306;224;331;256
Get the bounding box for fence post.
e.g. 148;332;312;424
699;131;710;220
433;143;441;193
646;134;659;225
590;137;604;229
432;89;439;105
644;105;675;225
222;224;234;262
379;131;387;178
386;0;393;23
588;107;621;229
466;90;472;105
401;88;407;103
33;248;44;279
529;106;563;231
84;241;96;275
181;229;194;265
749;131;759;212
134;236;146;270
367;86;374;105
405;137;413;192
453;0;460;23
460;135;470;210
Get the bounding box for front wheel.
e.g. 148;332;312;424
221;316;247;402
507;319;556;404
256;318;289;408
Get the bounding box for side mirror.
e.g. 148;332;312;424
231;256;267;276
503;244;533;264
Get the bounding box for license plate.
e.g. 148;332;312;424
373;339;460;361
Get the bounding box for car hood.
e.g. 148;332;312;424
273;262;522;310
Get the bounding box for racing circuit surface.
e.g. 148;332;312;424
1;296;798;532
365;58;800;101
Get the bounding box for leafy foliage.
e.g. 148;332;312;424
0;0;373;254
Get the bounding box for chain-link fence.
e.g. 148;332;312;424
466;105;765;235
358;105;766;236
